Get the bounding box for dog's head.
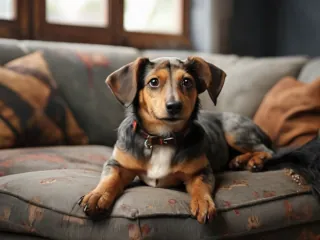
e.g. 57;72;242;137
106;56;226;135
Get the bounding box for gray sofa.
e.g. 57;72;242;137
0;38;320;239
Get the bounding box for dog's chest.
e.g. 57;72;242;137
140;145;175;187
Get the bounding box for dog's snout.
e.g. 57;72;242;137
166;101;182;115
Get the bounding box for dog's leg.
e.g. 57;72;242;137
79;159;136;216
226;134;274;171
185;165;216;224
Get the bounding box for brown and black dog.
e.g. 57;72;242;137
78;56;274;224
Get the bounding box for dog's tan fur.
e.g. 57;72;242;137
138;64;198;135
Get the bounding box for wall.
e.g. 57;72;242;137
273;0;320;57
229;0;320;57
190;0;233;53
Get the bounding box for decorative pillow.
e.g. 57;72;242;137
253;77;320;148
0;51;88;149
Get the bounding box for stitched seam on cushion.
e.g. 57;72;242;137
0;154;104;167
0;190;312;220
0;191;88;219
1;193;319;239
217;191;312;212
0;191;146;220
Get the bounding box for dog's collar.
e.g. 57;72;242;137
132;120;188;149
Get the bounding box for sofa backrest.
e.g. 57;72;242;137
142;50;308;118
0;39;140;147
298;57;320;83
0;39;311;148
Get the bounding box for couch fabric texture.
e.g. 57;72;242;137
0;39;319;239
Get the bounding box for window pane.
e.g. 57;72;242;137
0;0;15;20
46;0;108;27
124;0;183;35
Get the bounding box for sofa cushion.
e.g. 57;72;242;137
143;50;308;118
17;41;141;147
253;77;320;148
0;145;113;177
298;57;320;83
0;38;26;65
0;52;88;149
0;40;140;147
0;168;318;239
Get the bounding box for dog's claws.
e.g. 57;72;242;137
83;204;89;213
96;205;102;212
251;165;260;172
234;159;240;167
77;196;84;205
203;213;208;224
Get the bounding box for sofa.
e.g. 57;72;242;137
0;38;320;240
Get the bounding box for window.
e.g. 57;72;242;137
46;0;108;27
124;0;182;34
0;0;15;20
0;0;30;39
0;0;190;49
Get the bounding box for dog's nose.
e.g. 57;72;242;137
166;101;182;115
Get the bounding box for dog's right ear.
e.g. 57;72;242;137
106;57;150;107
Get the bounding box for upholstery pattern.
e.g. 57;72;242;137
0;168;318;240
0;145;113;177
0;52;88;149
20;40;140;146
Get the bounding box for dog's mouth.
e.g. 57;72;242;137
159;117;183;122
151;109;184;123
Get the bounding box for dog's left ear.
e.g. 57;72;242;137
185;56;226;105
106;57;150;107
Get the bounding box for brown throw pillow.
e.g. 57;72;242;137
0;51;88;149
253;77;320;148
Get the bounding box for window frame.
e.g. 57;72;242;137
118;0;191;49
0;0;31;39
1;0;191;49
32;0;116;45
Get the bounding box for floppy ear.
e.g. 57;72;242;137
105;57;150;107
185;56;226;105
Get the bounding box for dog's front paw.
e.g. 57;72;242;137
78;190;116;216
229;152;271;172
190;194;216;224
246;152;271;172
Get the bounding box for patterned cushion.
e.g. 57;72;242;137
0;168;318;239
0;145;113;177
0;52;88;149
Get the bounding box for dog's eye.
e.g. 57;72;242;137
148;78;160;88
181;78;193;89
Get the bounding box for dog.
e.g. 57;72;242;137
78;56;275;224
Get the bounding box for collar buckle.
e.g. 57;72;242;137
162;137;174;145
144;136;153;149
